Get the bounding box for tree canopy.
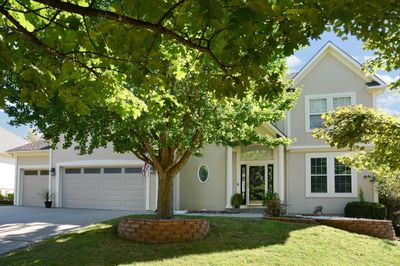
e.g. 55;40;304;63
1;0;400;218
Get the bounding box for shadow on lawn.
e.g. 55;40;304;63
0;215;318;265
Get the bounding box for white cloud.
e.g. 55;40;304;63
0;109;3;113
376;74;400;85
377;91;400;115
286;55;302;72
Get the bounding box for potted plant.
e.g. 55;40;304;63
38;189;55;208
231;193;243;209
262;191;280;217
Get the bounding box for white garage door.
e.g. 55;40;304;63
62;166;146;210
22;169;49;207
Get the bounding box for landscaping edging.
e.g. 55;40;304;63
267;216;397;240
118;218;210;243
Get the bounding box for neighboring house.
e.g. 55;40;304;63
0;127;28;194
8;42;386;214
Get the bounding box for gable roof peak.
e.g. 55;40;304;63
292;41;386;88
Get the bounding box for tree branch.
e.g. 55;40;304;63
32;0;229;72
0;6;100;77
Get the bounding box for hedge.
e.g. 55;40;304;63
344;201;387;220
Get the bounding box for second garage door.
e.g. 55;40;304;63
62;166;146;210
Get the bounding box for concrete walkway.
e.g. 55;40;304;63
0;206;144;255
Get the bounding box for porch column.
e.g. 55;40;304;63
145;167;150;210
278;145;285;200
373;183;379;203
225;146;233;208
174;172;180;210
48;149;52;198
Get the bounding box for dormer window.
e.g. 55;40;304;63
305;92;355;132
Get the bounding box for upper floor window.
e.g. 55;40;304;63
305;92;355;132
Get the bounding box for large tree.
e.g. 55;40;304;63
1;1;400;218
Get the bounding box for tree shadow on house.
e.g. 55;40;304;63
0;215;323;265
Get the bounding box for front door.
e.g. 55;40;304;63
248;165;266;203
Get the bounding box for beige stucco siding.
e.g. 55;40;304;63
286;151;374;214
179;145;226;211
289;53;373;146
52;142;136;167
17;154;49;166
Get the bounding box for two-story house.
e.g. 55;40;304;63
8;42;386;214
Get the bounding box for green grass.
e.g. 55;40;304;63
1;215;399;266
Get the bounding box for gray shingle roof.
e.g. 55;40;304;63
7;140;50;152
0;127;29;152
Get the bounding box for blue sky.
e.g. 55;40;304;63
1;31;400;138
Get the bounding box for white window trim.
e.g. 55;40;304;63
305;153;357;198
305;92;356;133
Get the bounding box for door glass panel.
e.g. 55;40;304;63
240;165;247;205
249;166;265;201
267;164;274;192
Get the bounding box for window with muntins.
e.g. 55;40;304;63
306;93;354;131
334;159;352;193
306;153;356;197
310;158;328;193
309;99;327;130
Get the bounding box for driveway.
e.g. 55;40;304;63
0;206;144;255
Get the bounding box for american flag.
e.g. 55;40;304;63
142;153;150;176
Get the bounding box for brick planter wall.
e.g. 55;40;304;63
118;218;210;243
267;217;396;240
319;219;396;240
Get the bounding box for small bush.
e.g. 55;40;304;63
344;201;387;220
263;191;280;217
230;193;242;209
5;193;14;203
0;192;14;204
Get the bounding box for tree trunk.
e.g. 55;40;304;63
157;172;174;219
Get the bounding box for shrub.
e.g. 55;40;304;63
230;193;242;209
262;191;279;206
263;191;280;217
344;201;387;220
5;193;14;203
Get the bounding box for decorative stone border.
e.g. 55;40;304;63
118;218;210;243
267;216;397;240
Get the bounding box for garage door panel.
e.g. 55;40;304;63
64;199;104;208
62;166;146;211
103;189;122;196
103;178;122;185
125;201;145;208
83;177;103;184
124;178;145;186
124;190;145;197
103;200;123;208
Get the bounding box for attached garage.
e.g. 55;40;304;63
62;166;146;210
22;169;49;207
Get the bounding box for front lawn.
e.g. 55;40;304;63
1;215;399;265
